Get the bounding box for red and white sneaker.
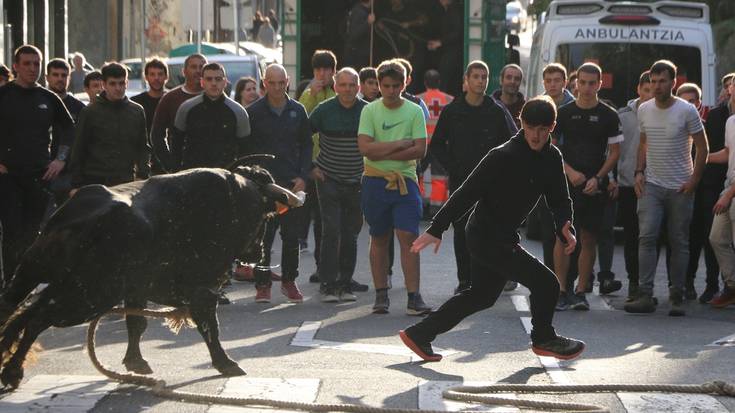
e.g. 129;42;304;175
255;285;271;303
281;281;303;303
233;263;255;282
711;287;735;308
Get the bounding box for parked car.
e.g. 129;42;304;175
506;1;528;33
165;54;264;96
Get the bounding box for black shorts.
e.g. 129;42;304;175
570;186;606;234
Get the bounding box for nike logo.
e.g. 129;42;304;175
382;121;405;130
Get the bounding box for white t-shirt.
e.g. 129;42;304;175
638;97;704;190
723;115;735;192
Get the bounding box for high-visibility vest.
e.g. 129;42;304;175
418;89;453;139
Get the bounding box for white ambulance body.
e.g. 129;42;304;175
528;0;716;107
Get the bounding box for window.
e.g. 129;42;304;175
556;43;702;108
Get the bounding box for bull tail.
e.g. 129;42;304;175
0;288;47;369
226;154;275;172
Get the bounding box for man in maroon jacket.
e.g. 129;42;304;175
150;54;206;173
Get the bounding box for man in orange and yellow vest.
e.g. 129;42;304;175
418;69;453;216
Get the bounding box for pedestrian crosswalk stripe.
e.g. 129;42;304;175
290;321;459;361
511;295;529;312
617;391;728;413
0;374;118;413
707;332;735;347
418;380;519;412
208;378;320;413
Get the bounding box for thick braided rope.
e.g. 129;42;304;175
85;308;735;413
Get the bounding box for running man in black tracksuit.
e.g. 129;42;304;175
399;96;586;361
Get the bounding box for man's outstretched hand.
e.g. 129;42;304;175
411;232;441;254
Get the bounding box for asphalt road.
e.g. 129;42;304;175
1;220;733;412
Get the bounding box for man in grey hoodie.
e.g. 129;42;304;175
616;71;652;300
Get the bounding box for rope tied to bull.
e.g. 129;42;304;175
87;307;735;413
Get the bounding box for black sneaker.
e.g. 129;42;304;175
320;284;339;303
571;292;590;311
624;293;656;313
349;279;369;292
217;292;231;305
309;272;320;283
698;287;719;304
599;279;623;295
669;289;685;317
407;293;432;316
555;291;570;311
454;282;471;295
373;290;390;314
399;329;442;362
532;335;586;360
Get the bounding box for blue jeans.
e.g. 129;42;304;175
637;183;694;295
316;177;363;287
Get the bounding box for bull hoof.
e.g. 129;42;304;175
0;366;23;389
123;358;153;375
217;362;246;377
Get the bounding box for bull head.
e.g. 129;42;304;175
229;154;305;211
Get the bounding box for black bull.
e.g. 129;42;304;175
0;163;302;389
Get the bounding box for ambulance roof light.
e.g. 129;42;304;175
658;5;703;19
556;4;604;15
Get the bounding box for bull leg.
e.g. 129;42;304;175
190;288;245;376
0;304;50;388
122;299;152;374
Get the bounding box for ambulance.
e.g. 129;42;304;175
527;0;717;107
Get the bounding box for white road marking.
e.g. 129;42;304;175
589;292;614;311
419;380;518;412
707;332;735;347
208;378;320;413
0;374;118;413
617;392;729;413
511;295;529;312
291;321;458;361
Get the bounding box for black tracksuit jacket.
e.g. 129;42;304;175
426;131;574;246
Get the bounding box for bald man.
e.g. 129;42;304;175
244;64;313;304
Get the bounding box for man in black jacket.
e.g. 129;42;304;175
70;62;150;189
173;62;250;170
0;45;74;288
429;60;515;294
400;96;585;362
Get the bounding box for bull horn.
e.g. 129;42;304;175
226;154;276;171
264;183;305;208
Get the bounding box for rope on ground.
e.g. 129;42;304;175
86;307;735;413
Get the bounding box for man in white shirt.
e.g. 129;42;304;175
625;60;709;317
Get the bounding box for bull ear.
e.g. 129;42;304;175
264;183;304;208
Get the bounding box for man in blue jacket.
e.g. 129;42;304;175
245;64;312;304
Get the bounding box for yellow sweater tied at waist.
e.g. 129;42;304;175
363;164;411;195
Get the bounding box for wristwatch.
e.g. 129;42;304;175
634;170;645;176
57;152;67;162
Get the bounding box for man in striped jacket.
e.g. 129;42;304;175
309;67;368;303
